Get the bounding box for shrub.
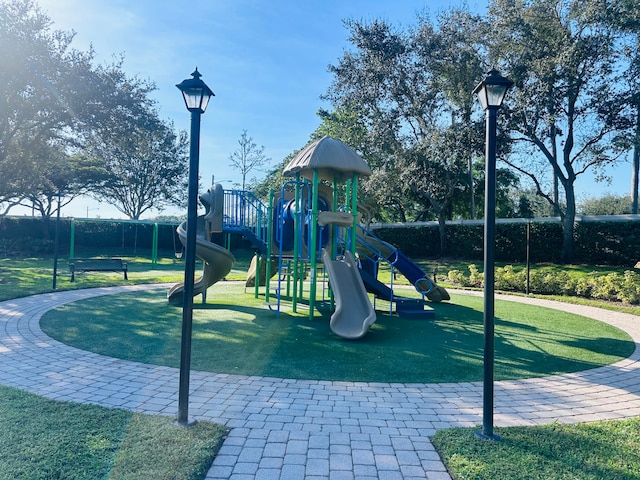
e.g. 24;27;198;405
574;276;594;298
494;265;526;291
0;237;54;256
617;271;640;304
447;265;483;288
445;265;640;305
375;220;640;266
28;238;55;254
468;264;483;287
590;273;621;302
447;269;467;286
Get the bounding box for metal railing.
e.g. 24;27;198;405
222;189;269;249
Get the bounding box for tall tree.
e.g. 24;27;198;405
430;9;487;219
21;147;104;234
0;0;155;218
89;111;188;220
579;193;632;215
325;18;441;248
312;107;408;222
229;130;270;191
323;12;493;253
400;123;474;249
603;0;640;213
488;0;631;262
0;0;97;212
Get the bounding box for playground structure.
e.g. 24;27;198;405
168;136;449;339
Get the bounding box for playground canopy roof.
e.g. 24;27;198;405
283;136;372;183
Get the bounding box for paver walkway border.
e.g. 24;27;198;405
1;285;639;479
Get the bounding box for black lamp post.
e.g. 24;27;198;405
52;189;62;290
472;68;513;441
175;68;214;427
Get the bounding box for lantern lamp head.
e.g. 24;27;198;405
473;68;513;111
176;68;214;113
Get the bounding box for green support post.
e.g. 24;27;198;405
329;176;339;308
350;173;359;254
309;169;320;318
298;262;304;299
292;175;301;313
332;177;339;259
345;180;352;250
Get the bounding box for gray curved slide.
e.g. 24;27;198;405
322;249;376;339
167;218;235;305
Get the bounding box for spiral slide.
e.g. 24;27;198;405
167;217;235;306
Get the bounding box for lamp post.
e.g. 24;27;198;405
526;218;531;295
52;189;62;290
472;68;513;441
175;68;214;427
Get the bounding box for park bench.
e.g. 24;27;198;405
69;258;128;282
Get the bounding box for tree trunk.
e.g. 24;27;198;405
560;185;576;263
552;146;560;216
437;212;447;257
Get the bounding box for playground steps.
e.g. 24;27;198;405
394;298;435;320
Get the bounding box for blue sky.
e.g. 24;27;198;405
32;0;631;219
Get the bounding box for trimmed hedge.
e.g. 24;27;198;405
375;221;640;266
72;221;178;250
574;221;640;266
0;217;178;256
2;216;640;266
0;217;255;257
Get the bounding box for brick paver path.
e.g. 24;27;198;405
1;285;639;479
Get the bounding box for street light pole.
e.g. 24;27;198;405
526;219;531;295
52;190;62;290
472;68;513;441
175;68;214;427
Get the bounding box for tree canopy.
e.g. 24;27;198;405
0;0;99;215
88;113;188;220
0;0;187;221
322;9;520;253
317;0;636;261
488;0;634;261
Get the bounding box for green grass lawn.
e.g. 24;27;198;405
40;285;634;383
0;250;253;302
0;385;226;480
432;418;640;480
0;253;250;479
4;253;640;478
